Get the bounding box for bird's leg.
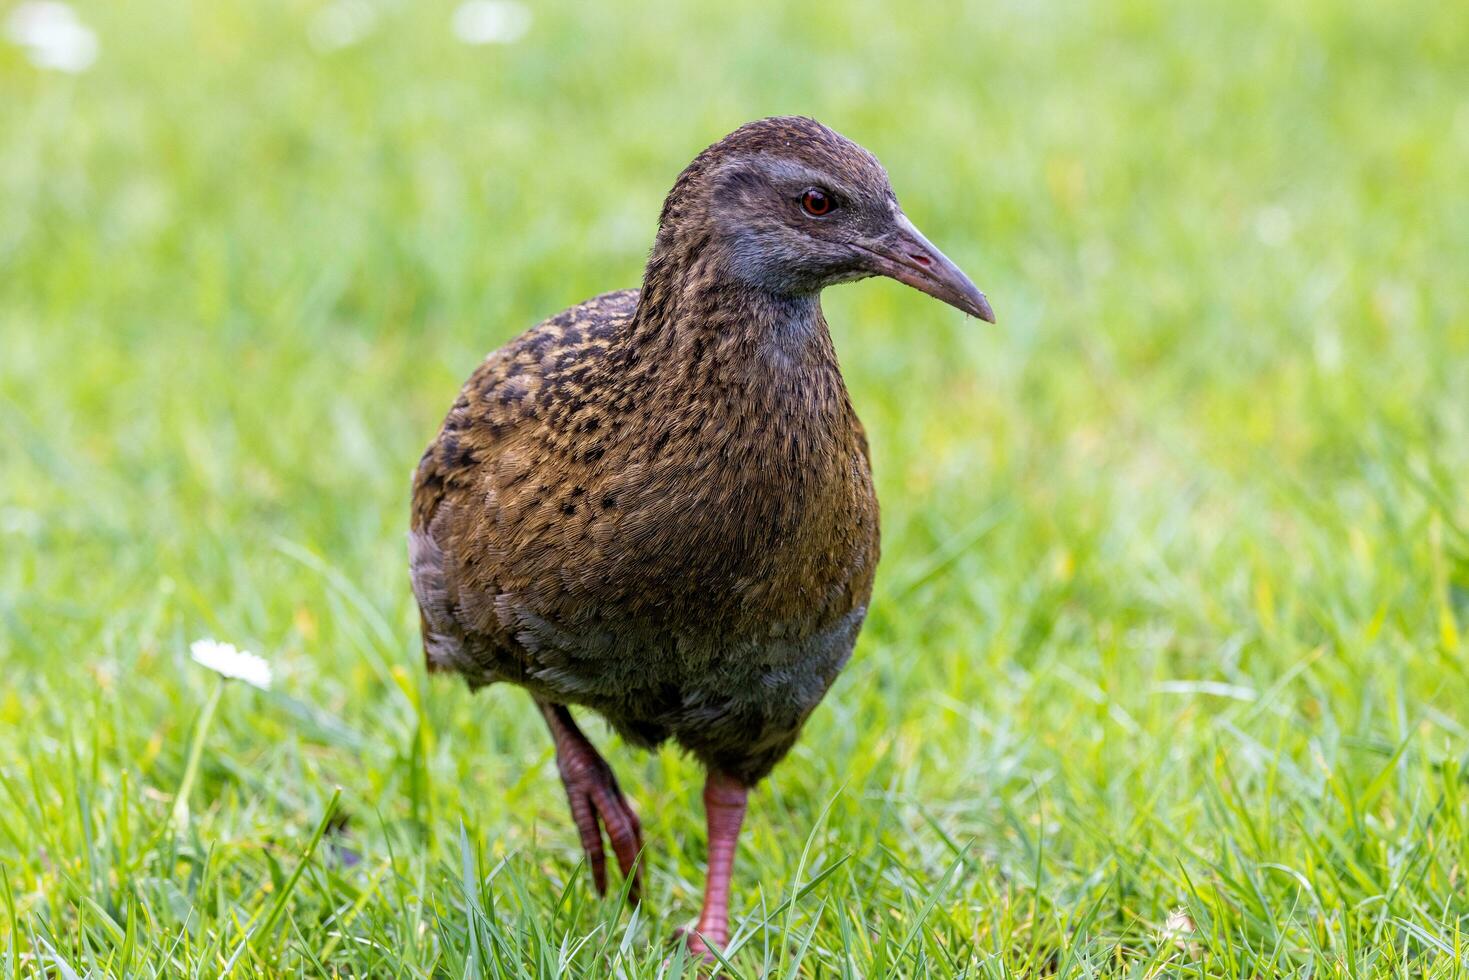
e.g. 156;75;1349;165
685;770;749;960
536;699;644;901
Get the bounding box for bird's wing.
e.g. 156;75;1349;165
409;289;640;678
409;349;513;677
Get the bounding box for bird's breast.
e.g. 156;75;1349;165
590;389;878;642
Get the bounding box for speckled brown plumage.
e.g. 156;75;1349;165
410;116;993;956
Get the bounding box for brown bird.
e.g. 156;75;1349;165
410;116;993;958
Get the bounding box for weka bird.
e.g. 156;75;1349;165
410;116;993;957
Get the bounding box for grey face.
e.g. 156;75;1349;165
707;154;995;322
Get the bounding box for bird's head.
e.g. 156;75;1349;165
654;116;994;323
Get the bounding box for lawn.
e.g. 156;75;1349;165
2;0;1468;975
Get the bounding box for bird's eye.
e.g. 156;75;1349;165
800;188;834;217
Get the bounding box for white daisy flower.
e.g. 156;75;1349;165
451;0;530;45
189;638;272;690
5;2;98;73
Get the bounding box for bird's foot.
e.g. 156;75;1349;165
541;703;644;900
559;748;644;900
674;921;727;964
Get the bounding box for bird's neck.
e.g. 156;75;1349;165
622;230;834;376
598;231;866;546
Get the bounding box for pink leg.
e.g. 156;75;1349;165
685;771;748;960
537;700;644;901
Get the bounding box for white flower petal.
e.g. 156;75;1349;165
190;638;273;689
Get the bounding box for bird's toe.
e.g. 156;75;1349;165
563;784;609;894
557;756;644;901
587;778;645;900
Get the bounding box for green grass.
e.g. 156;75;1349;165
3;0;1468;974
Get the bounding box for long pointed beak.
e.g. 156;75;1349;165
857;213;995;323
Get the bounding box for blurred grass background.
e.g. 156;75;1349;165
3;0;1468;974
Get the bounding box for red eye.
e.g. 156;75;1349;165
800;188;833;216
